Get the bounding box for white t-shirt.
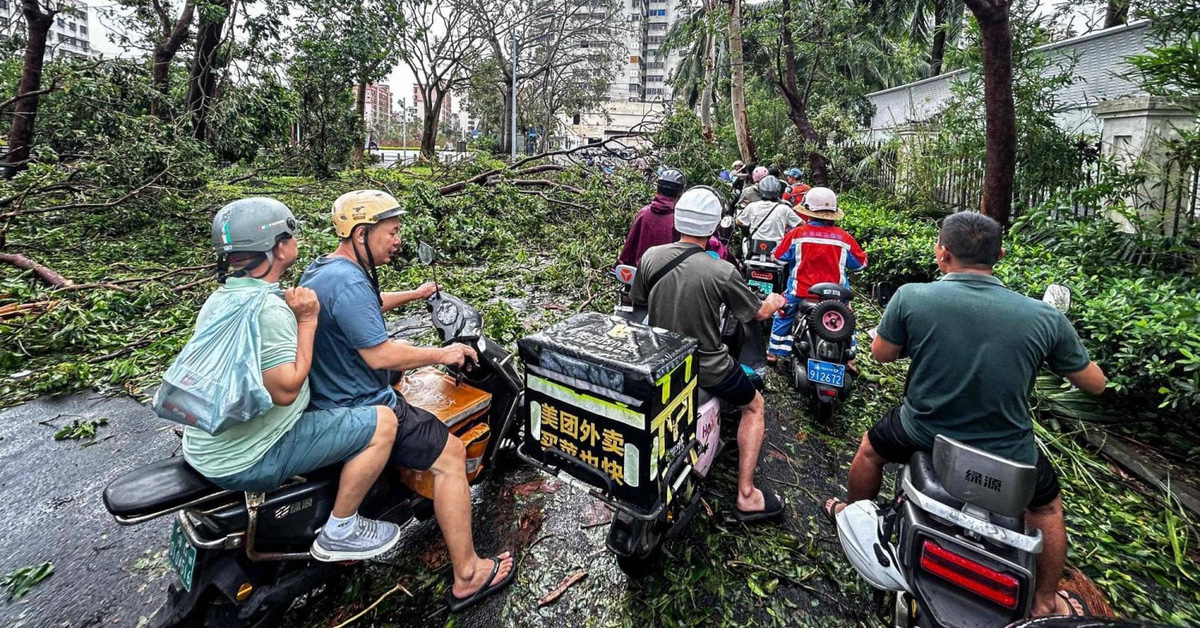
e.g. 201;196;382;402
736;200;802;242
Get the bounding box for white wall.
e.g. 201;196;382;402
865;20;1154;137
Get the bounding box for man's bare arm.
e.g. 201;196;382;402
358;339;477;372
871;334;903;363
1065;362;1107;395
380;282;437;314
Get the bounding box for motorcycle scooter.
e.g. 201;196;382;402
102;244;524;627
789;282;857;422
531;261;767;576
835;284;1085;628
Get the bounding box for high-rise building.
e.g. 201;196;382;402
363;84;392;136
608;0;685;103
0;0;94;60
413;84;452;122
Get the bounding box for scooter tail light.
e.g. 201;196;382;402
919;540;1019;609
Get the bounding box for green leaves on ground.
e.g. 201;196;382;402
53;418;109;441
2;562;54;602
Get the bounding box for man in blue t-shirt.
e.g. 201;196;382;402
301;190;515;612
824;213;1107;618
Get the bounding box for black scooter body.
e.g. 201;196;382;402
103;290;523;627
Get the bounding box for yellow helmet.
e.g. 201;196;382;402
331;189;405;239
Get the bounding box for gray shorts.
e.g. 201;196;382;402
210;406;378;492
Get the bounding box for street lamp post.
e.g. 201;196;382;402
511;33;518;161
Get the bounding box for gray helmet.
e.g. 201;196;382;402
212;197;299;257
656;167;686;199
759;175;784;201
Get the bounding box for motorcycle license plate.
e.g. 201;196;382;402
168;518;197;591
807;359;846;388
748;279;773;294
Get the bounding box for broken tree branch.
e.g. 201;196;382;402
0;253;73;287
53;264;214;293
0;162;171;220
538;570;587;607
88;324;184;364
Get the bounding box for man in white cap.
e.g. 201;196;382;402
631;186;788;522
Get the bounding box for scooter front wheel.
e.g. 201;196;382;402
614;520;665;578
616;537;663;577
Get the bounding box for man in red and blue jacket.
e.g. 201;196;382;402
768;187;867;363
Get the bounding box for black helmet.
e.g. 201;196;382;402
656;168;686;199
767;165;782;178
759;175;784;201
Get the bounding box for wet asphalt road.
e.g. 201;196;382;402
0;393;178;627
0;381;866;628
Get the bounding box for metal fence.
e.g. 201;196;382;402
830;138;1199;233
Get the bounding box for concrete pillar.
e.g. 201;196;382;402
1092;96;1198;233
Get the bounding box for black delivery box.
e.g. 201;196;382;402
518;312;699;514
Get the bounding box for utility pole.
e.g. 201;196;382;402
511;32;518;161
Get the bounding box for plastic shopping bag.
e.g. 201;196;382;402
152;285;278;434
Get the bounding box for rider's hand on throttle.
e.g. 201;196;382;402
415;282;438;299
441;344;478;367
285;287;320;322
765;293;787;312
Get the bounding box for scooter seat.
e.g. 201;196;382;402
908;452;1024;532
104;456;229;520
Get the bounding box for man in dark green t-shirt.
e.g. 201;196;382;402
826;212;1107;618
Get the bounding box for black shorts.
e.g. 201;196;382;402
389;401;451;471
701;365;758;408
866;406;1061;509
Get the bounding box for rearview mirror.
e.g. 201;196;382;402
418;242;436;266
1042;283;1071;313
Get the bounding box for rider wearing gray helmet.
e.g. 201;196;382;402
212;197;300;281
188;197;403;563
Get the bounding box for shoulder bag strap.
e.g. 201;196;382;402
646;246;705;294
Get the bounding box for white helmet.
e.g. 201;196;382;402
797;186;844;221
674;186;724;237
805;187;837;211
835;500;909;593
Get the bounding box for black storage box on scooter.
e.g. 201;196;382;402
518;312;699;515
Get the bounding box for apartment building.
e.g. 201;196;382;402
363;84;391;136
610;0;686;103
0;0;94;60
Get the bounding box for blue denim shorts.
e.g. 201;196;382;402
210;405;378;492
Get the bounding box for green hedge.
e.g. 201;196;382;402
839;197;1200;423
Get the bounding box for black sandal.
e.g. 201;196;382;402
445;555;518;613
1056;590;1091;617
734;491;785;522
822;497;847;523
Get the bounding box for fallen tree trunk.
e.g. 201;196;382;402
0;253;72;287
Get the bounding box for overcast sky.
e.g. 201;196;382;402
82;0;1105;118
85;0;433;117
